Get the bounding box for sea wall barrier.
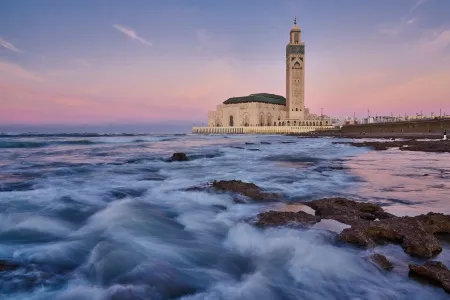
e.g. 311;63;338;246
192;125;334;134
340;118;450;134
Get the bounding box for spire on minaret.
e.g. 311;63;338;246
294;17;297;25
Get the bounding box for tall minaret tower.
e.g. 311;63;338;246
286;17;305;120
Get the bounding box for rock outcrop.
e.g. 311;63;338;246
211;180;280;201
305;198;394;225
170;152;189;161
185;180;281;202
339;212;450;258
255;198;450;258
409;261;450;293
369;253;394;271
256;210;320;227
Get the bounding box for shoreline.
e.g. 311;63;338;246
291;131;445;140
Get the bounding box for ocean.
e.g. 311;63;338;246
0;133;449;299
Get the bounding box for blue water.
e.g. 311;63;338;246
0;133;449;299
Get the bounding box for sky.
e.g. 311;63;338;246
1;0;450;129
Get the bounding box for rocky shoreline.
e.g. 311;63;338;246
334;140;450;153
184;179;450;293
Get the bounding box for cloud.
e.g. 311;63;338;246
419;29;450;56
0;60;42;82
408;0;427;14
113;24;152;46
379;0;427;37
0;37;23;53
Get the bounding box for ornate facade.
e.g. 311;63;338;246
206;19;331;129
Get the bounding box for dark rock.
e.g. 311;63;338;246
170;152;189;161
211;204;228;211
0;260;20;272
211;180;280;201
256;210;320;227
369;253;394;271
247;148;260;151
339;212;450;258
261;142;271;145
254;197;450;259
184;186;205;192
305;198;394;226
245;142;255;145
409;261;450;293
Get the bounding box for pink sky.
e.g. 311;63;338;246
1;1;450;124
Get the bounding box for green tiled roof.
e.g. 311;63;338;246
223;93;286;105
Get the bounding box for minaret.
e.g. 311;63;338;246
286;17;305;120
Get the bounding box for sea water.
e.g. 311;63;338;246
0;133;449;299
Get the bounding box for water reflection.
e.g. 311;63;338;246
345;149;450;216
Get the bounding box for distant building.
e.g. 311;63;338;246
193;19;332;134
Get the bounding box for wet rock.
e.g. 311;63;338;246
211;180;280;201
305;198;394;226
0;260;20;272
256;210;320;227
339;212;450;258
369;253;393;271
409;261;450;293
184;186;204;192
255;198;450;258
170;152;189;161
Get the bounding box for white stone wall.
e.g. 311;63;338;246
208;103;288;127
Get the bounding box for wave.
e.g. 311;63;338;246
0;140;97;148
0;141;47;148
0;133;149;138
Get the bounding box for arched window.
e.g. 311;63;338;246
282;122;285;126
259;113;265;126
229;116;234;127
294;121;297;125
274;122;276;126
242;114;250;127
296;108;298;111
287;121;290;126
278;122;281;126
267;114;272;126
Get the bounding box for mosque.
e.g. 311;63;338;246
192;19;333;134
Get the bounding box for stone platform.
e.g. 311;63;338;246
192;125;334;134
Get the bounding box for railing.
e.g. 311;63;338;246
192;125;334;134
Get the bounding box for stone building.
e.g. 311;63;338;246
205;19;331;129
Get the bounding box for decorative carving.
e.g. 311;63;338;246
286;45;305;55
